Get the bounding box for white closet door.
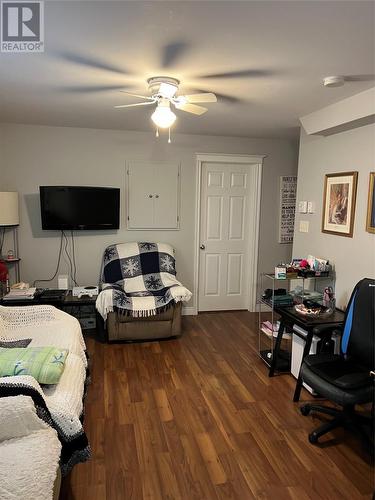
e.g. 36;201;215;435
127;161;180;230
127;161;155;229
154;162;179;229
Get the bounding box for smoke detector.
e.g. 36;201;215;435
323;76;345;87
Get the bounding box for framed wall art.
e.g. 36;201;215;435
366;172;375;234
322;171;358;237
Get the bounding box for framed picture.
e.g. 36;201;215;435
322;171;358;237
366;172;375;234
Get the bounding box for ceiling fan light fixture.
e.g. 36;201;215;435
151;100;177;129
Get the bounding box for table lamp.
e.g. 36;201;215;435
0;192;19;226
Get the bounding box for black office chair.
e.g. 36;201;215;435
300;278;374;449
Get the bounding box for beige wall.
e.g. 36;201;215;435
293;123;375;309
0;132;4;190
0;123;298;310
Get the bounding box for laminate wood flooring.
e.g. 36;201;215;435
61;312;374;499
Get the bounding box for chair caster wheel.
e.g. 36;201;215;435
300;405;311;416
309;432;319;444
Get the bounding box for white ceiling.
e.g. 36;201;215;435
0;0;374;138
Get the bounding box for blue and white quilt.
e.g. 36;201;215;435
96;242;192;319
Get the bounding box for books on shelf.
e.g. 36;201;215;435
2;288;36;301
261;320;292;340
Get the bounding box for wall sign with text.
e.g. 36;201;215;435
279;175;297;244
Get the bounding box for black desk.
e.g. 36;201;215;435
269;306;345;401
0;290;97;308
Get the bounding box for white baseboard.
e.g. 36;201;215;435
182;306;198;316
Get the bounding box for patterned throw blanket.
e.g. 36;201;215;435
0;373;90;475
96;242;192;319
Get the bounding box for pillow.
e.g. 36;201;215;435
0;347;68;385
0;339;32;348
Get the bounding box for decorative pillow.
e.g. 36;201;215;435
0;347;68;385
0;338;32;348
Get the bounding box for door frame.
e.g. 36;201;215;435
194;153;265;313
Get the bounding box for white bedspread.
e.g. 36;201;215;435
0;305;87;366
0;395;61;500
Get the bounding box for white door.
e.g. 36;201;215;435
127;162;155;229
127;161;180;229
198;162;252;311
153;162;180;229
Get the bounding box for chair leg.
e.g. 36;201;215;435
301;403;374;451
300;403;341;418
308;417;343;444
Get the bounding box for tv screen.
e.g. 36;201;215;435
40;186;120;230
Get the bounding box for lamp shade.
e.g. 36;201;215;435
151;99;177;129
0;192;19;226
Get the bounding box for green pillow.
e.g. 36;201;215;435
0;347;68;385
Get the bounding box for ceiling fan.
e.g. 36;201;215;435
114;76;217;134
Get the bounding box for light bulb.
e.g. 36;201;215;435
151;101;176;129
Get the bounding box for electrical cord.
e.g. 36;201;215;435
71;230;78;286
33;231;64;287
62;230;78;287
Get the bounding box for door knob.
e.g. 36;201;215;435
155;195;159;198
149;194;153;198
200;244;205;250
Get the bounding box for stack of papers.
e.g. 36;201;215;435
261;321;291;339
3;288;37;301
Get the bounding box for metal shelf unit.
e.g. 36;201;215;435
257;273;335;372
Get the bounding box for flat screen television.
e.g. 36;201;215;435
40;186;120;230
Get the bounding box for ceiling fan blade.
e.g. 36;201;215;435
56;51;127;75
344;74;375;82
197;69;273;79
119;91;154;100
159;82;178;98
62;85;127;93
184;93;217;103
190;88;241;104
174;102;208;115
210;92;240;104
161;41;190;68
114;102;155;109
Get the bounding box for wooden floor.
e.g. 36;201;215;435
61;312;374;500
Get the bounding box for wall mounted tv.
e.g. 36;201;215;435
40;186;120;230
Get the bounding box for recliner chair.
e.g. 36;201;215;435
300;278;374;450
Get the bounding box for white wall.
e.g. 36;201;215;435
293;123;375;309
0;123;298;310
